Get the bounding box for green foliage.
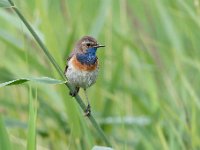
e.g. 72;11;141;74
27;86;37;150
0;0;10;8
0;115;12;150
92;146;113;150
0;0;200;149
0;77;65;88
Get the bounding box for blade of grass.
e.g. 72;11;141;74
89;0;111;37
0;77;66;88
7;0;111;147
156;125;169;150
27;86;37;150
0;115;12;150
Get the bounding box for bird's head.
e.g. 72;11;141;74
75;36;105;55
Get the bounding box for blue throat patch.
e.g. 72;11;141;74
76;47;98;65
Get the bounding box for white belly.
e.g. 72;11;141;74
65;60;98;89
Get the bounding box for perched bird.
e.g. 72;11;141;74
64;36;105;116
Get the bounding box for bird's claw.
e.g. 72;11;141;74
69;87;80;97
84;104;91;116
69;91;77;97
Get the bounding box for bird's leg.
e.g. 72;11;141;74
69;87;80;97
84;89;91;116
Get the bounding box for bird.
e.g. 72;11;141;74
64;36;105;116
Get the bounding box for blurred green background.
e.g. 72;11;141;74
1;0;200;149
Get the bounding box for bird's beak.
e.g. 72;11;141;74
94;44;105;48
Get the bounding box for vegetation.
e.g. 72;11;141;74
0;0;200;149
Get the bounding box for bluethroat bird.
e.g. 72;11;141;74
64;36;105;116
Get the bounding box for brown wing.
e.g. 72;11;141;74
64;43;80;74
64;53;75;74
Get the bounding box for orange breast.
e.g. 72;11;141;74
72;56;98;71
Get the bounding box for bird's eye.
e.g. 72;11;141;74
86;43;91;47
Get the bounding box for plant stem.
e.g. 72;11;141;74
7;0;112;147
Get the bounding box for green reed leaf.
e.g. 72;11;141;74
0;77;66;88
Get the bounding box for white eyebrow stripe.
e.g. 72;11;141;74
81;41;94;45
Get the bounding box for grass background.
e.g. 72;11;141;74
1;0;200;149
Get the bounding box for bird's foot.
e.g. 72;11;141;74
69;91;77;97
69;87;79;97
84;104;91;117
